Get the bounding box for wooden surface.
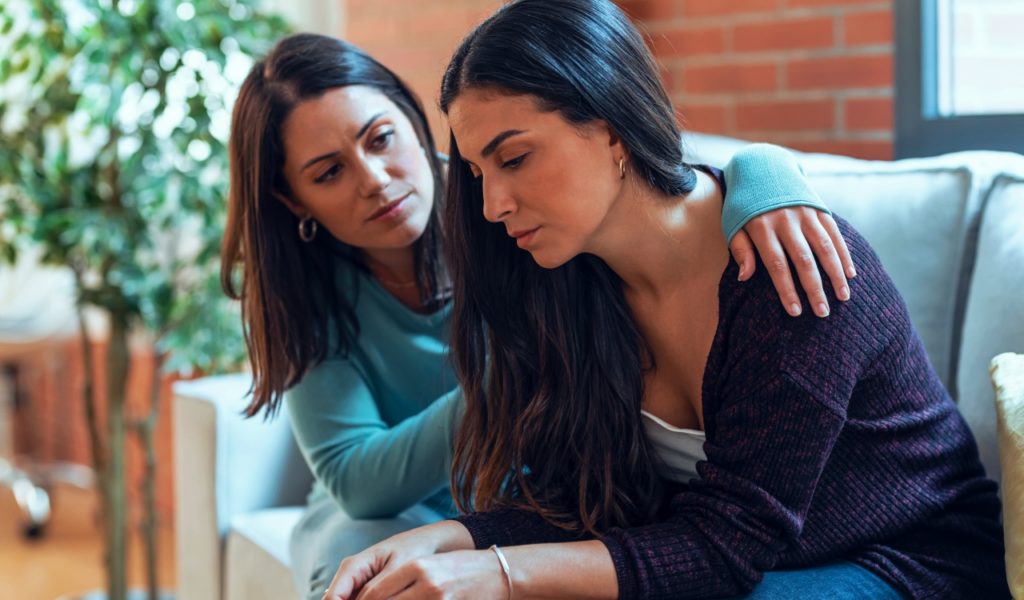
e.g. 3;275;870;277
0;486;175;599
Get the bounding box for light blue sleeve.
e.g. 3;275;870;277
721;143;830;243
284;358;464;519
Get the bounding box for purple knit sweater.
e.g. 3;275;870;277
454;217;1008;599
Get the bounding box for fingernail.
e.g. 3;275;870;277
839;286;850;301
789;303;802;316
817;302;830;317
848;265;857;278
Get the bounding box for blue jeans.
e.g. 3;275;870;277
732;561;905;599
289;493;444;600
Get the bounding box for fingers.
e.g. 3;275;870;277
758;231;805;317
776;225;830;318
728;229;757;281
739;207;856;318
323;559;355;600
324;554;378;600
354;561;419;600
802;216;850;303
819;212;856;279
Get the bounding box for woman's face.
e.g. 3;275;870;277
448;89;624;269
279;85;435;254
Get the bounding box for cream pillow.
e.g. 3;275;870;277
992;352;1024;598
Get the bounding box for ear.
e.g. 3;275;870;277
273;189;305;218
597;120;627;161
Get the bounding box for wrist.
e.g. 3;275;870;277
430;519;475;553
489;545;515;600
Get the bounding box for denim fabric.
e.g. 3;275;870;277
734;562;905;599
288;494;444;600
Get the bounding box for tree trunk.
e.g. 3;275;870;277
76;298;108;529
136;350;164;600
106;317;130;600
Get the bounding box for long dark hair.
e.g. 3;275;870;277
442;0;699;535
222;33;446;418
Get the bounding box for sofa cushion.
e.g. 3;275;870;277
958;175;1024;491
990;352;1024;598
686;133;980;389
805;167;976;392
224;507;304;600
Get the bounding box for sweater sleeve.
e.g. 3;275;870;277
454;375;848;599
720;143;830;243
285;358;464;519
601;374;848;599
455;222;894;598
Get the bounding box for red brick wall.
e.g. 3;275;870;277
344;1;893;160
11;341;181;522
344;0;888;158
618;0;894;159
343;0;505;150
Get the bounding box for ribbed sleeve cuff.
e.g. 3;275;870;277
601;530;640;600
721;143;830;243
452;512;505;550
723;197;831;243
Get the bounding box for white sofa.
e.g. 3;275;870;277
174;134;1024;600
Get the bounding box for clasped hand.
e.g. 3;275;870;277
322;522;508;600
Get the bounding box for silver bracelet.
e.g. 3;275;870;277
489;544;514;600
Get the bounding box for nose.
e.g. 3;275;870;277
356;154;392;197
481;177;516;223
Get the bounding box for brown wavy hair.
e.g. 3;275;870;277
221;34;446;418
442;0;697;535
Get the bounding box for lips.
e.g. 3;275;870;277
508;226;540;248
508;226;540;239
366;191;412;222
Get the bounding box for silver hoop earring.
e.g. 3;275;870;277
298;215;318;242
619;158;626;180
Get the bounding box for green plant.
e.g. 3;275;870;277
0;1;290;597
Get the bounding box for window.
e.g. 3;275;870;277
896;0;1024;157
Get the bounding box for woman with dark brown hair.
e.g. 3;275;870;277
221;31;861;600
322;2;1008;599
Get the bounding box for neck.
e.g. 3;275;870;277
363;246;417;286
585;169;729;302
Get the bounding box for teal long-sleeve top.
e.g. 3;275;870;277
284;143;828;520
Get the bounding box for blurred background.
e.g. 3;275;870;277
1;0;1022;598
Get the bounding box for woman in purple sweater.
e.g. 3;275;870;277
322;1;1008;598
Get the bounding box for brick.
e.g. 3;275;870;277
684;62;779;93
785;0;884;8
682;0;777;18
787;54;892;89
844;97;893;130
788;139;893;160
736;98;834;130
734;17;835;52
844;9;892;46
679;102;730;133
658;64;677;90
649;27;728;57
619;0;679;22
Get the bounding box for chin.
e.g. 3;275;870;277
528;248;572;270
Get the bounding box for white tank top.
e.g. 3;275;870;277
641;410;707;483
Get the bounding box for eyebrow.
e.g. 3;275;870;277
299;111;388;172
480;129;526;158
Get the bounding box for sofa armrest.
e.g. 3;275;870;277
173;373;313;600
